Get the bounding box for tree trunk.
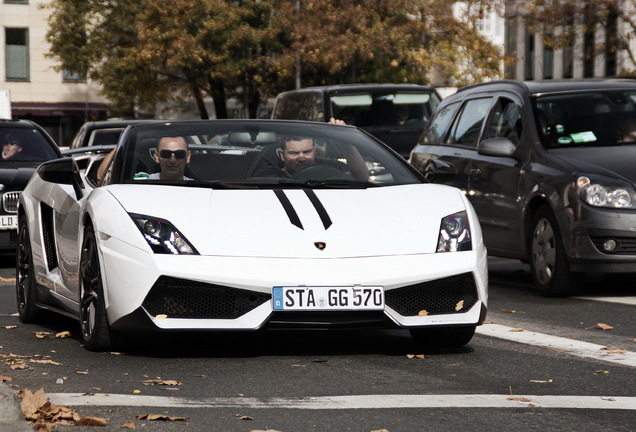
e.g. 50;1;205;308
209;78;228;119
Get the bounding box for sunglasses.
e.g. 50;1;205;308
158;149;187;159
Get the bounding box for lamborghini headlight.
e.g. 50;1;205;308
437;211;472;252
130;213;197;255
575;175;635;209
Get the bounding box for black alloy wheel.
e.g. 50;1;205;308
16;214;40;323
79;225;116;351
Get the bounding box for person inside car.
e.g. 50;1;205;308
252;118;368;180
1;133;23;160
134;136;192;180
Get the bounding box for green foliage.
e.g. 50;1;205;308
45;0;503;118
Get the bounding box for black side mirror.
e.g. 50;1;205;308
37;158;85;199
477;137;517;158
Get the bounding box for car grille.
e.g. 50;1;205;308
590;236;636;255
384;272;479;316
142;276;271;319
2;192;20;213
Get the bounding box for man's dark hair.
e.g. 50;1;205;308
280;135;313;150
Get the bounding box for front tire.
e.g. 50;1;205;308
409;326;476;347
16;214;40;323
79;225;116;351
529;206;579;297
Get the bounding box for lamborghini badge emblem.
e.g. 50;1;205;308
314;242;326;250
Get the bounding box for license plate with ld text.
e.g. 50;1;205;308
272;285;384;311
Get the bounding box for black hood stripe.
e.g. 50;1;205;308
274;189;303;230
304;189;333;230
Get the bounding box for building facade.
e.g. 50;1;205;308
1;0;108;146
504;0;636;81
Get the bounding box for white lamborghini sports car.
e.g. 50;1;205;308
17;120;488;351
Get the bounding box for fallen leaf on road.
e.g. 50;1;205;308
0;375;12;382
142;379;182;386
2;325;18;329
595;370;610;374
34;332;51;339
76;416;108;426
30;359;62;366
136;414;189;422
601;346;625;354
530;379;553;383
56;331;72;339
587;323;614;330
508;397;532;402
509;328;524;332
76;371;89;375
132;389;141;394
120;421;136;428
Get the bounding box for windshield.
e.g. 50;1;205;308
108;120;422;188
0;128;59;161
330;91;440;131
534;90;636;149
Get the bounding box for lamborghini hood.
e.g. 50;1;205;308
108;184;470;258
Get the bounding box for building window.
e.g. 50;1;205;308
605;6;618;76
5;28;29;81
583;4;595;78
63;69;86;83
525;27;534;80
504;19;516;79
543;44;554;79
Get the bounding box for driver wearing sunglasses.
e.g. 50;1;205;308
134;136;192;180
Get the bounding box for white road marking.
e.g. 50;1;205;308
477;323;636;367
574;296;636;306
46;393;636;410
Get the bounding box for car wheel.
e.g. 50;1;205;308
529;206;579;297
16;214;40;323
79;225;117;351
409;326;476;347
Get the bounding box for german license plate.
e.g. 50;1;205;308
272;286;384;311
0;215;17;230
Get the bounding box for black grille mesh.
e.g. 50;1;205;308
385;272;478;316
142;276;271;319
40;203;58;271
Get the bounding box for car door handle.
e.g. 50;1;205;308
469;168;482;178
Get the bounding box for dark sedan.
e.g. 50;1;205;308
410;79;636;297
0;119;61;250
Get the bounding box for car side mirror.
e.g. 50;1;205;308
37;158;85;199
477;137;517;158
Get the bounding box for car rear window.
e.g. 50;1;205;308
330;91;440;131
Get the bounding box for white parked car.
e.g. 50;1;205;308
16;119;488;351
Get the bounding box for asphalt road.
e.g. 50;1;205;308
1;254;635;431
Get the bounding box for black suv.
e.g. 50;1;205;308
272;84;441;158
410;79;636;296
0;119;61;250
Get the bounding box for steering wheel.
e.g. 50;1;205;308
291;165;351;181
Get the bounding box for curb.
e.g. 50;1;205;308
0;383;33;432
